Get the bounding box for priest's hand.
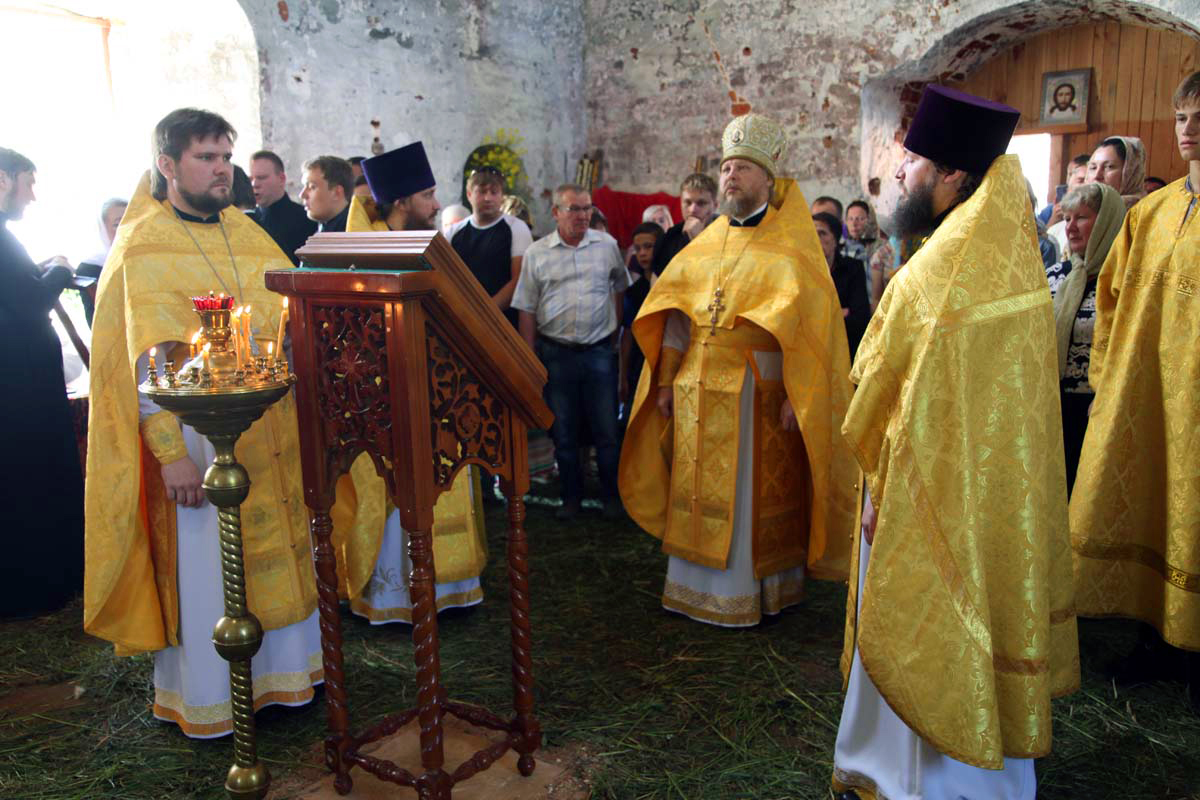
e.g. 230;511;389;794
162;456;205;508
862;498;878;546
780;398;798;431
656;386;674;418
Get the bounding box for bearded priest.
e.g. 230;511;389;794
618;112;860;627
831;85;1079;800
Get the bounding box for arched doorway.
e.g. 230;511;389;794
2;0;260;263
859;1;1200;204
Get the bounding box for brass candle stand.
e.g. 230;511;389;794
140;297;293;800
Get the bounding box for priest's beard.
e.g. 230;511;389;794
888;180;937;239
719;191;766;220
178;185;232;216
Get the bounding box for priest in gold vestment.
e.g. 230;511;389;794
84;109;378;738
832;87;1079;800
335;142;489;624
1070;72;1200;710
618;113;860;627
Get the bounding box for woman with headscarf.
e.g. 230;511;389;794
1044;181;1124;492
1048;136;1146;254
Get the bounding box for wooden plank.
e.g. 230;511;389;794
1149;29;1178;181
1135;27;1160;145
1112;25;1144;138
1163;32;1186;182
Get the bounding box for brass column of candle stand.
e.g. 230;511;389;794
140;299;294;800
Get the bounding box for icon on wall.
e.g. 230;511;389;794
1040;68;1091;127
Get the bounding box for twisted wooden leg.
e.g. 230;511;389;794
408;524;450;797
311;510;353;795
504;493;541;776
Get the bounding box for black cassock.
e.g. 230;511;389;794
0;216;84;617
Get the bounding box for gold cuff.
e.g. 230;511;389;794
140;410;188;464
658;345;684;387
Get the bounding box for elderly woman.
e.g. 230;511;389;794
1049;136;1146;255
1044;181;1124;492
813;211;870;360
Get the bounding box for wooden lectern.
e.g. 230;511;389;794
265;231;553;800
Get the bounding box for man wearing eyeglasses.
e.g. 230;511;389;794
512;183;631;521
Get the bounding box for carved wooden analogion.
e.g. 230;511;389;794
266;231;553;800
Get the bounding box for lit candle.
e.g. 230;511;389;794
148;346;157;372
274;297;288;362
190;331;200;358
231;307;244;370
267;341;275;364
202;342;211;374
242;305;253;360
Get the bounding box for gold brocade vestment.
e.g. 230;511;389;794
840;155;1079;769
619;179;858;581
1070;178;1200;651
338;195;488;611
83;174;380;654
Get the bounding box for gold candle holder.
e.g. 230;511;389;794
137;292;297;800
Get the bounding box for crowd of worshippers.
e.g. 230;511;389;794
3;68;1200;800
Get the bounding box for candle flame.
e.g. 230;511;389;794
268;342;274;355
149;346;156;357
244;304;251;314
202;342;211;353
191;331;200;344
282;297;288;309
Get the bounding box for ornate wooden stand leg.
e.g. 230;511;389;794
205;435;269;800
311;510;354;795
504;492;542;776
408;525;451;800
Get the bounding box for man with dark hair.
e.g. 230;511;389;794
831;85;1078;800
1070;69;1200;715
447;167;533;327
353;142;442;232
347;155;372;199
340;141;489;625
810;195;844;219
84;108;378;738
651;172;718;276
247;149;317;265
514;182;630;521
300;155;353;232
0;146;85;618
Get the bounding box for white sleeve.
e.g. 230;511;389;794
507;216;533;258
663;311;690;351
510;249;540;313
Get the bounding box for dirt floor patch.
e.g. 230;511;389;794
0;681;88;716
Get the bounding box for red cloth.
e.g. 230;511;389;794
591;186;680;250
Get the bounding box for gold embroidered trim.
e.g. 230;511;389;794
350;586;484;623
139;410;188;464
153;655;323;737
1072;537;1200;593
1127;267;1200;298
662;577;803;626
658;346;684;387
936;286;1051;333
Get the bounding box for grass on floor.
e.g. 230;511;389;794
1;490;1198;799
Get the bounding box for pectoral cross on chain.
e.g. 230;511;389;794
707;286;726;333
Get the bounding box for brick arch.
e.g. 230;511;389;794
858;0;1200;196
